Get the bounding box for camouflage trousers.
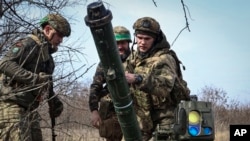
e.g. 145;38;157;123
151;106;176;141
131;90;154;141
133;91;176;141
0;101;42;141
136;108;153;141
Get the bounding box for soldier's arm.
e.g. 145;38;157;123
89;63;106;112
0;38;39;84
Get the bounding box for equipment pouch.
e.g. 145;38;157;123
99;100;111;120
99;116;123;140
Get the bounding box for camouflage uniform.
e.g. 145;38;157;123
0;14;69;141
89;26;131;141
125;17;179;140
89;63;123;141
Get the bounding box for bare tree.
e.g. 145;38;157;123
0;0;93;84
198;85;250;141
0;0;96;140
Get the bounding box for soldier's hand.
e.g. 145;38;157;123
91;110;102;128
37;72;51;84
49;96;64;118
125;72;136;84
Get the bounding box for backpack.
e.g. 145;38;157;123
168;50;190;104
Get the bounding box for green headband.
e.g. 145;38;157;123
40;16;49;26
115;34;131;42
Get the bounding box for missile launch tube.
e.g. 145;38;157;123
85;2;142;141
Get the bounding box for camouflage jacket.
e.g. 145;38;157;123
89;63;108;112
0;29;56;109
125;32;178;109
89;54;130;112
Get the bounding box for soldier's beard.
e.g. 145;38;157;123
52;45;58;51
120;48;131;62
49;46;58;54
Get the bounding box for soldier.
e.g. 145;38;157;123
0;13;71;141
125;17;189;141
89;26;132;141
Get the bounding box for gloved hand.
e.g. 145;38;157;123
49;96;64;118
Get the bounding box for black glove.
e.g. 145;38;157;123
49;96;63;118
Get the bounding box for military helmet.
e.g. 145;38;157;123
40;14;71;37
113;26;132;42
133;17;160;37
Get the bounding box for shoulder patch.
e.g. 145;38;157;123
11;42;23;54
12;47;20;54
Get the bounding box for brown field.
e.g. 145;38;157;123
39;85;249;141
42;128;230;141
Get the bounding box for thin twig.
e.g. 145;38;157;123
152;0;157;7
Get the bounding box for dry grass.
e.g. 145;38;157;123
42;128;105;141
39;85;249;141
42;128;231;141
214;130;229;141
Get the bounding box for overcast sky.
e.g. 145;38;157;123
65;0;250;104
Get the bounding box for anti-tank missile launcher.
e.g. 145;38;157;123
84;2;142;141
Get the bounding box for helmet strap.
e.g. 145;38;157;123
47;29;58;51
50;32;58;50
131;35;137;59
